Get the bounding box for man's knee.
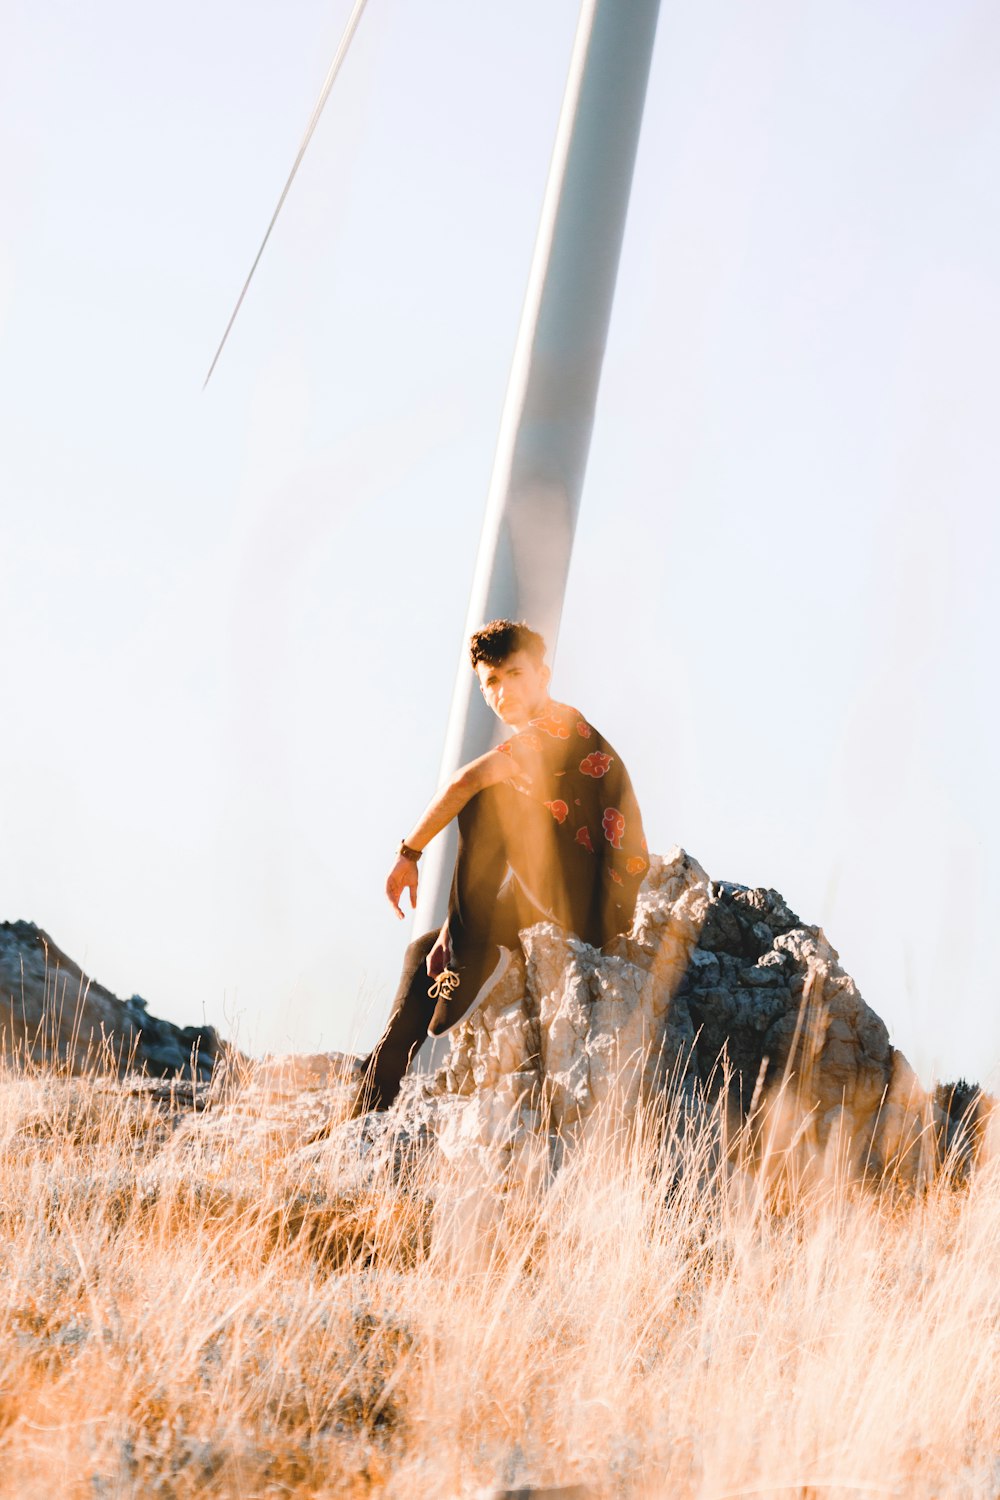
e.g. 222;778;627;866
456;783;506;835
384;930;438;1023
405;930;438;967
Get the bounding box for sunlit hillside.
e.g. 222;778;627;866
0;1052;996;1500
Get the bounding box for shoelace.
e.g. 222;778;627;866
427;968;461;1002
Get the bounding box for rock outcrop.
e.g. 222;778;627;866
0;921;221;1080
330;848;990;1190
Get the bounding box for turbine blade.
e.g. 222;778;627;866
203;0;371;389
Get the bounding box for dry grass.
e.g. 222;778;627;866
0;1055;996;1500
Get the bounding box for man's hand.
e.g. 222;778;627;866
385;855;418;920
426;922;452;977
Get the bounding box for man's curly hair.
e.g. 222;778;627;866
468;619;547;669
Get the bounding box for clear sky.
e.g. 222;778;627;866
2;0;998;1088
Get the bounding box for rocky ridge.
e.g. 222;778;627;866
0;920;222;1080
2;851;990;1190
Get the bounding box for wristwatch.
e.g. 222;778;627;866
397;840;422;863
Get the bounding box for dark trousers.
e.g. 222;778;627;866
362;784;630;1107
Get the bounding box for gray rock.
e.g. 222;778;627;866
0;920;222;1080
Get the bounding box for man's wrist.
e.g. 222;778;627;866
397;839;422;863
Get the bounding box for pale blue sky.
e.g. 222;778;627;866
2;0;998;1086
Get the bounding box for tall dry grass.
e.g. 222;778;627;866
0;1050;996;1499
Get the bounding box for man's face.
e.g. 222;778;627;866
476;650;551;728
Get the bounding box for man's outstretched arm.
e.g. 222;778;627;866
384;748;530;919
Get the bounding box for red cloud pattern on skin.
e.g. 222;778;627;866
531;714;570;739
579;751;613;779
493;702;647;878
602;807;625;850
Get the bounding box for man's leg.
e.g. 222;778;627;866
358;930;438;1110
358;790;524;1102
426;786;548;1034
361;784;587;1098
445;787;521;954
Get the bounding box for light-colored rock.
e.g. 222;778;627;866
389;845;986;1191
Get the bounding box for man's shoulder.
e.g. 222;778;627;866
522;701;631;779
540;701;620;753
526;700;595;744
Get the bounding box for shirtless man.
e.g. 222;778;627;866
358;618;648;1111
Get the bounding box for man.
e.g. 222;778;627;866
357;618;648;1111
